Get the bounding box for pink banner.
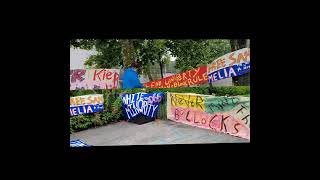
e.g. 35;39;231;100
70;69;120;90
167;92;250;140
169;107;250;139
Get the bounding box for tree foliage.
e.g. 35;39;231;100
70;39;95;50
70;39;170;80
70;39;232;81
166;39;231;72
137;39;168;78
85;39;123;68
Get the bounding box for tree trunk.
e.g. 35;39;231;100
121;39;135;68
208;82;214;95
246;39;250;48
238;39;247;49
144;63;153;81
159;62;164;79
230;39;236;51
230;39;249;86
147;71;153;81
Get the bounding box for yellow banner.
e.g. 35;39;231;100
70;94;104;107
168;93;205;111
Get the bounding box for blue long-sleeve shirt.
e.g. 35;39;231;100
121;68;144;89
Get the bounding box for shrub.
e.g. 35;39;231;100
209;86;250;96
70;114;96;132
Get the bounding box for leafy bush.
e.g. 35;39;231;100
210;86;250;96
70;114;96;131
70;86;249;133
70;89;97;97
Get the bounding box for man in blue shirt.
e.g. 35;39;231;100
120;62;144;89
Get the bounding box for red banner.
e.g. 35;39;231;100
144;66;208;88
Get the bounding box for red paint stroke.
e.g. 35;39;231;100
144;66;208;88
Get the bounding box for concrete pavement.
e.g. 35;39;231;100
70;119;249;146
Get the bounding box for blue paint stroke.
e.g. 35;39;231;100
121;92;164;120
70;104;104;116
208;62;250;83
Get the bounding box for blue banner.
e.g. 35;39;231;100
70;139;91;147
208;62;250;83
121;92;164;120
70;104;104;116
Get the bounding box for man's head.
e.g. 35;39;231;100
130;62;139;70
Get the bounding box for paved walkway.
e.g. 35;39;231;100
70;119;249;146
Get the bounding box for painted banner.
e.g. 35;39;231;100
144;66;207;88
70;69;120;90
167;92;250;139
70;94;104;116
121;92;164;120
144;48;250;87
208;48;250;83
